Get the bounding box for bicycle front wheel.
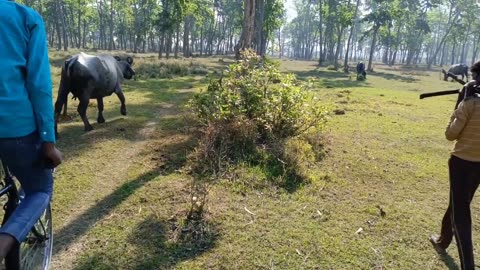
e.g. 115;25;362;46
19;204;53;270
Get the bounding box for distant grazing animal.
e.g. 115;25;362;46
356;61;366;80
54;52;135;137
442;64;468;81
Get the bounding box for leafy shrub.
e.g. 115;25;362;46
186;116;258;219
190;49;328;140
186;49;329;218
189;116;259;177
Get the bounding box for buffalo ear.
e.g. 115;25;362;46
126;56;134;65
114;56;121;61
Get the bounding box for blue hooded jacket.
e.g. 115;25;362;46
0;0;54;142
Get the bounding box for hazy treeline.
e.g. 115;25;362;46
18;0;478;69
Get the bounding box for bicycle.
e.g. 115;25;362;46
0;160;53;270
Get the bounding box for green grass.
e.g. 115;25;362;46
50;51;470;269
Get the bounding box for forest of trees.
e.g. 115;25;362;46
17;0;480;70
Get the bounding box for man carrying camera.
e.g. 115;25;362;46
430;61;480;270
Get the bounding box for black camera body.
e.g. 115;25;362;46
462;82;480;98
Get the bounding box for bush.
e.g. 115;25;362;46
189;116;259;177
189;49;328;140
185;49;329;218
186;116;259;219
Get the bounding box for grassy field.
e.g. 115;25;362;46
49;50;472;269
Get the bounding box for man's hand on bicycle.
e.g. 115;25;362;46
42;142;62;168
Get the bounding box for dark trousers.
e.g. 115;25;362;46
0;132;53;243
437;155;480;270
357;71;367;78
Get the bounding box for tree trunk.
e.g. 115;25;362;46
461;24;471;64
49;25;55;47
183;16;191;57
54;1;62;50
166;31;172;59
440;41;447;66
235;0;256;59
256;0;265;55
471;35;480;66
318;0;323;65
427;5;459;68
77;0;83;48
367;26;379;71
59;1;68;50
174;24;180;58
200;25;204;56
390;24;402;65
343;0;360;72
158;33;164;59
109;0;115;50
451;41;456;65
333;26;344;70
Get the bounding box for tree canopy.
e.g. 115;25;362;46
17;0;480;68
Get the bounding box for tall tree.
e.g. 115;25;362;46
235;0;256;59
343;0;360;72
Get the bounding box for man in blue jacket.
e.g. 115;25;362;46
0;0;62;259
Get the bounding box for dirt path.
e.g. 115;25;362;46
51;121;159;269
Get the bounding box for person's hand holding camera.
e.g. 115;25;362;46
456;80;478;109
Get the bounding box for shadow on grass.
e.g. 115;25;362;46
72;215;218;270
291;65;424;88
378;63;443;72
53;79;205;257
54;78;203;159
53;170;160;256
439;252;459;270
130;215;217;270
369;71;420;83
53;171;160;254
52;134;195;257
379;66;433;77
263;161;308;193
294;69;371;89
255;136;327;193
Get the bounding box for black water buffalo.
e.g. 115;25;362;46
442;64;468;81
58;55;134;117
54;52;135;137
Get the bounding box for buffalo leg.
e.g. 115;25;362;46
97;98;105;123
54;75;70;139
115;84;127;116
63;98;68;116
77;96;93;132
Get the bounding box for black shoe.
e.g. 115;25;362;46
429;234;447;255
